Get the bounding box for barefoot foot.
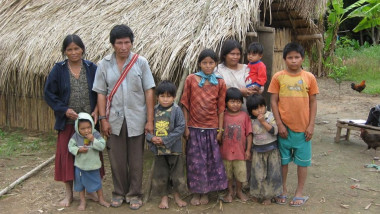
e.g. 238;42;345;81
200;194;209;205
159;196;169;209
262;199;272;205
174;193;187;207
220;194;233;203
236;191;248;202
86;192;99;202
58;196;73;207
78;200;86;211
190;194;200;206
99;199;110;208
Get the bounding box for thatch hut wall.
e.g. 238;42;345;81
0;0;327;132
0;94;55;132
273;28;292;75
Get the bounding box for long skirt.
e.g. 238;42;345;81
250;149;282;199
55;124;105;182
186;127;228;193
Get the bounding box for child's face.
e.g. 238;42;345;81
199;56;217;75
284;51;304;73
157;92;175;108
251;105;266;117
78;121;92;136
247;53;262;63
226;99;242;113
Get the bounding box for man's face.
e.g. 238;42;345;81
112;37;132;59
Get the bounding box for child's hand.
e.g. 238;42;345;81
78;147;88;153
84;133;95;142
216;132;223;144
183;127;190;140
278;123;288;139
245;150;251;160
152;136;163;145
257;113;266;124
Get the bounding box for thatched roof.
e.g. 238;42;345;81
0;0;327;97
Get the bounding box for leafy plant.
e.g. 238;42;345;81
347;0;380;44
326;56;347;98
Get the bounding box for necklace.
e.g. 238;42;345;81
68;61;82;78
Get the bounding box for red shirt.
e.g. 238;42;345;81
220;111;252;160
180;74;226;128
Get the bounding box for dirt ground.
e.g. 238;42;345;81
1;78;380;214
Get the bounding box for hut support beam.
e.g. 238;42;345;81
296;34;322;40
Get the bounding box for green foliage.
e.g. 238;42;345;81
0;128;56;157
336;36;361;49
347;0;380;32
335;45;380;94
326;57;347;85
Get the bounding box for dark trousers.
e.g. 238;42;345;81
107;120;144;199
152;155;187;197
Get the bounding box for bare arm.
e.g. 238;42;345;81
182;106;190;140
270;93;287;139
98;93;111;137
245;133;253;160
305;94;317;141
216;111;224;143
145;88;155;135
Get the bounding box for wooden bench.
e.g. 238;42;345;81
335;119;380;143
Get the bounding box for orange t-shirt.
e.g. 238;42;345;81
268;70;319;132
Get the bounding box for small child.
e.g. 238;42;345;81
181;48;228;206
219;87;252;203
246;94;282;205
245;42;267;94
146;80;187;209
68;112;110;211
268;42;319;207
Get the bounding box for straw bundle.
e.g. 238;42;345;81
0;0;326;98
272;28;291;75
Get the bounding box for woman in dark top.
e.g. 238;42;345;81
44;34;102;207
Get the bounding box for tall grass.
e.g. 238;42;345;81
335;45;380;94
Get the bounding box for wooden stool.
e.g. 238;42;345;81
335;119;380;143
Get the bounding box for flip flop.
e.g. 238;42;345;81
290;196;309;207
274;195;288;205
129;197;142;210
110;197;123;208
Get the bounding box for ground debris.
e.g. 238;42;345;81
364;202;372;210
340;204;349;209
348;177;360;182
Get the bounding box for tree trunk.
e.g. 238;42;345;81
371;26;376;45
360;31;363;45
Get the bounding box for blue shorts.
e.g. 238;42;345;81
74;167;102;193
278;127;312;167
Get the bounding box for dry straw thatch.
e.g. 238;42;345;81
0;0;327;98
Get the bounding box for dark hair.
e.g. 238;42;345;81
155;80;177;97
110;24;134;45
220;39;242;63
61;34;85;57
226;87;243;104
246;94;266;118
78;119;91;126
198;49;218;69
247;42;263;54
283;42;305;59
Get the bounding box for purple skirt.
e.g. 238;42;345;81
186;127;228;193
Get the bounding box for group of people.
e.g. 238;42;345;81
44;24;318;211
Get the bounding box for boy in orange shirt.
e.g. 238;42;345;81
268;42;318;207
